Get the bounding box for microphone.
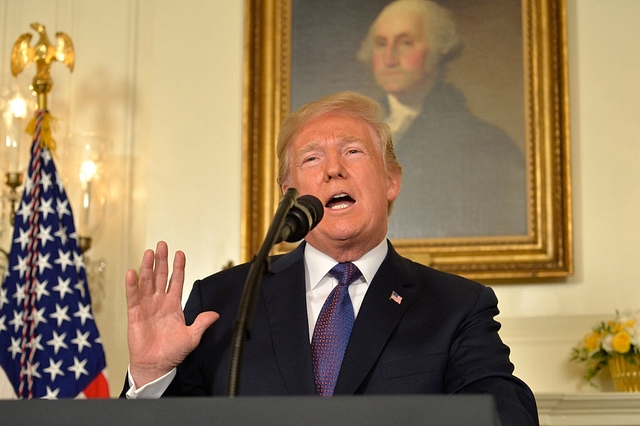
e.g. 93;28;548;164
277;194;324;243
228;189;322;396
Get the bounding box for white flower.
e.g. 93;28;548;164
602;333;615;354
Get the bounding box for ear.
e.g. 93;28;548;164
281;183;289;194
386;168;402;203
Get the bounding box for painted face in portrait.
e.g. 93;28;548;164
371;6;433;102
282;113;401;260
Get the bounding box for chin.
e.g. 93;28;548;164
316;224;359;244
379;82;405;92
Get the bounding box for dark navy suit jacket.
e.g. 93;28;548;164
125;241;538;425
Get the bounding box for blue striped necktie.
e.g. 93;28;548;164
311;262;362;396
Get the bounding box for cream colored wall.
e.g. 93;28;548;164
0;0;638;397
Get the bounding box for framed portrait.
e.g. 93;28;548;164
241;0;572;280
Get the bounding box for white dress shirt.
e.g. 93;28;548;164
385;94;420;144
126;239;388;398
303;239;387;340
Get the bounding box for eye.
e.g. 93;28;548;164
374;38;387;49
300;154;321;167
344;147;366;159
396;36;415;49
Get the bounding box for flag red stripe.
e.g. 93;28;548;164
82;371;110;398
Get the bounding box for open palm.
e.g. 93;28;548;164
125;241;218;388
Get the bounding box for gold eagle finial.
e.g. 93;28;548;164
10;22;75;98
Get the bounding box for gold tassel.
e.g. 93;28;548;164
25;111;58;152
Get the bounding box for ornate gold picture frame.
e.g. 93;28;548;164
241;0;572;280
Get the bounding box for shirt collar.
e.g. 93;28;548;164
387;94;421;117
304;239;388;292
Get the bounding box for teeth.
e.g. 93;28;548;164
329;193;350;210
330;203;349;210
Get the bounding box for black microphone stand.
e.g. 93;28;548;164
227;187;298;397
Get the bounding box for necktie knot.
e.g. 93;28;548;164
329;262;362;287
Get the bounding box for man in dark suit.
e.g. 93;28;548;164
123;91;538;425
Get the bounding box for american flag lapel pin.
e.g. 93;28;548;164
389;291;403;305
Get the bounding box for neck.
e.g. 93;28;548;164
306;237;385;263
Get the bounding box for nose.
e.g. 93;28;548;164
382;44;399;66
324;148;347;181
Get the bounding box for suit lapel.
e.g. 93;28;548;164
260;244;316;394
334;242;418;394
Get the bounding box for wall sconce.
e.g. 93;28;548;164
0;78;33;229
67;133;108;254
63;132;109;305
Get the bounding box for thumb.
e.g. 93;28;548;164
189;311;219;340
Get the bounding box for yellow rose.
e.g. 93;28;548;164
611;331;632;353
612;319;636;333
622;319;636;329
583;331;600;352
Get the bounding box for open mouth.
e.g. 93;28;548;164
325;193;355;210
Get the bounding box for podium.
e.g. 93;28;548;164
0;394;499;425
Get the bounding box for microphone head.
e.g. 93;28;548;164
296;195;324;231
283;195;324;243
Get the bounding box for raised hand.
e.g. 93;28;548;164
125;241;219;388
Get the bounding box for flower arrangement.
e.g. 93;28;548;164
570;310;640;384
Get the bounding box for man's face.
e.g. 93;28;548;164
282;113;400;258
371;8;432;98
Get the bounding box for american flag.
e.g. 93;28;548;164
389;291;403;305
0;110;109;399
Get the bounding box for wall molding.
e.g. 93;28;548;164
537;392;640;425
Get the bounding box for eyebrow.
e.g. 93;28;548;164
297;135;364;153
339;135;364;145
297;141;321;156
375;32;417;42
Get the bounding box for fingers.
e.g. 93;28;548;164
129;241;172;297
152;241;170;294
124;268;140;305
128;241;189;298
166;250;186;297
135;246;158;297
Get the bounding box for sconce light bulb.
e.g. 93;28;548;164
5;135;16;149
9;96;27;119
79;160;97;183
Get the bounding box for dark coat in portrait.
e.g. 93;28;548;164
386;82;527;239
